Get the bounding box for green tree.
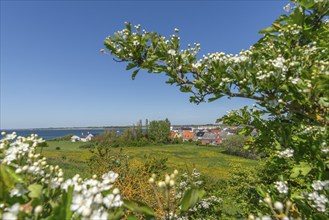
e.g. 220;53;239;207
103;0;329;218
135;119;143;140
221;134;257;159
148;119;171;144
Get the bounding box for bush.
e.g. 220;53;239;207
221;134;257;159
55;146;61;150
50;134;74;141
79;143;95;149
36;141;49;148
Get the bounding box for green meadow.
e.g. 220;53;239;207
41;141;258;180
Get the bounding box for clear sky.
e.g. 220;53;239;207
1;0;288;129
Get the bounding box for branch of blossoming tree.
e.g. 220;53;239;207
280;102;329;126
175;72;266;103
180;68;267;103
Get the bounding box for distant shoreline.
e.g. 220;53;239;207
1;127;130;131
1;124;220;131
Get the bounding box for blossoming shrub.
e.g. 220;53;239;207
175;169;221;219
103;0;329;218
88;141;169;211
146;169;220;220
0;132;124;220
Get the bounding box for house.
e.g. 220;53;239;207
80;133;94;142
71;135;80;142
210;129;221;134
201;133;221;145
193;131;206;141
182;130;195;141
169;131;179;140
197;125;218;130
71;133;94;142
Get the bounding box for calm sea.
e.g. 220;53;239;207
0;129;121;140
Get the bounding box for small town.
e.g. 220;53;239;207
68;125;257;146
169;125;240;145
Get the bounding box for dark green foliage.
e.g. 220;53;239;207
216;164;263;219
78;143;94;149
49;134;74;141
92;130;120;148
148;119;171;144
170;137;183;144
221;134;258;159
36;141;49;148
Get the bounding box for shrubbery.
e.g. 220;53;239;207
221;134;258;159
49;134;74;141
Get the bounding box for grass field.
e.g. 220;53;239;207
41;141;258;180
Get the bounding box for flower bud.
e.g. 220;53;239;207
274;201;284;211
113;188;120;195
149;178;155;184
165;174;170;184
248;214;255;220
264;197;271;204
34;205;43;214
15;168;22;174
158;181;166;188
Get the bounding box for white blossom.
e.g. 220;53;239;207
168;49;176;56
283;3;291;13
308;191;328;212
3;203;20;220
272;57;287;71
10;184;28;197
274;181;289;194
278;149;294;158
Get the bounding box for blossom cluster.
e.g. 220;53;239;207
274;181;289;194
0;132;123;219
308;191;328;212
307;180;329;212
62;172;122;219
277;148;294;158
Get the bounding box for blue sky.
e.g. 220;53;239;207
1;0;288;129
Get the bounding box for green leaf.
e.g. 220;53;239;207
127;215;139;220
124;200;155;217
126;63;137;71
108;207;124;220
290;162;312;178
180;188;205;212
0;164;24;189
47;187;73;220
291;7;304;26
132;69;140;80
28;184;43;198
298;0;315;9
259;27;275;34
208;97;219;103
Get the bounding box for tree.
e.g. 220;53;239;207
221;134;257;159
103;0;329;218
148;119;171;144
